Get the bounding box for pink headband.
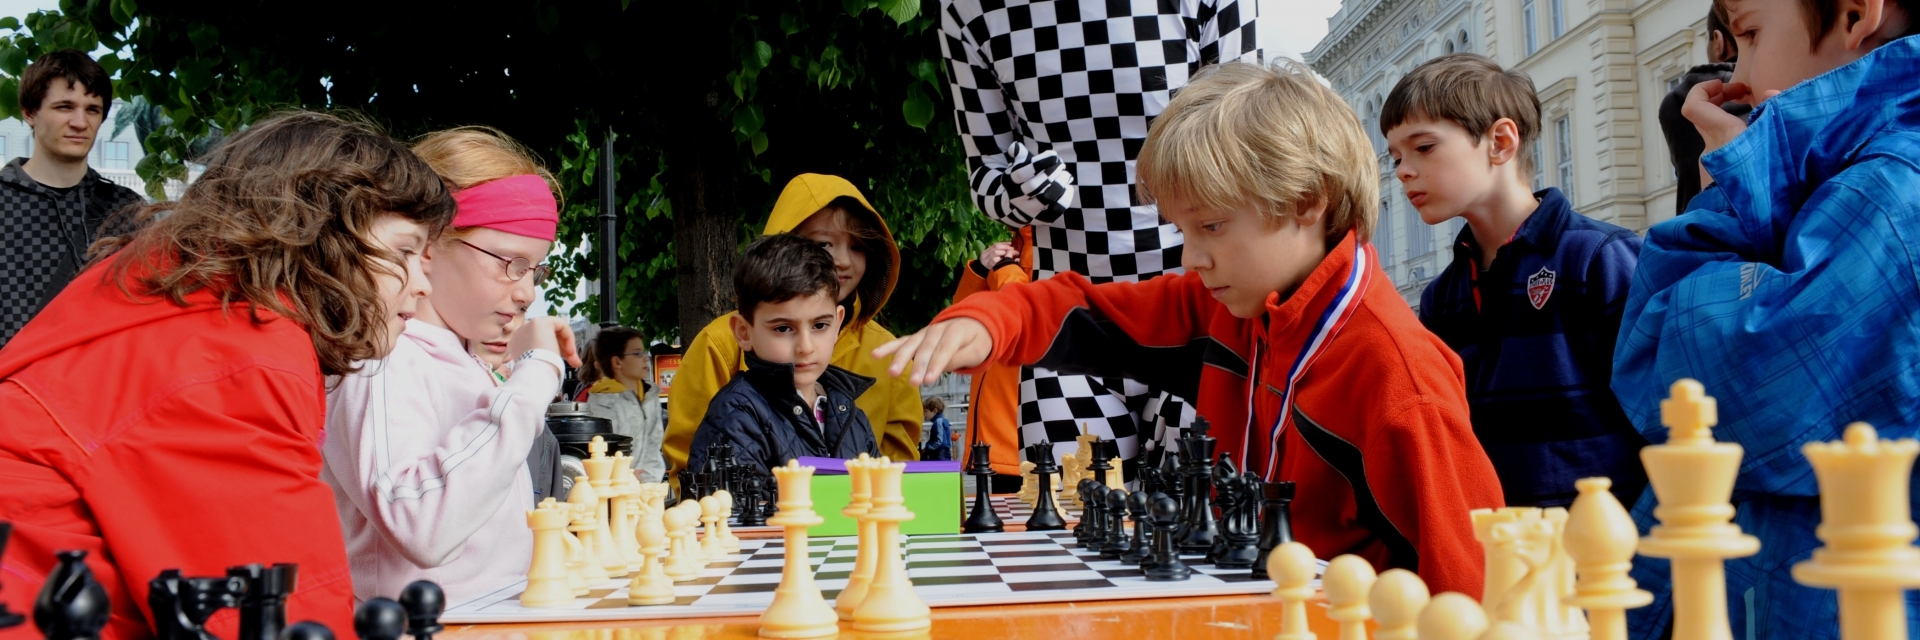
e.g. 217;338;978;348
452;174;558;241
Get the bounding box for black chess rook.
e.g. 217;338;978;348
1251;481;1297;580
230;563;297;640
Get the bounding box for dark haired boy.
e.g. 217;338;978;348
1615;0;1919;635
1382;54;1646;509
0;49;143;346
686;233;882;475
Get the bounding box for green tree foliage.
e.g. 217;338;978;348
0;0;1005;342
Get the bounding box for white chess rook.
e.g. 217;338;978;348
1636;380;1759;640
836;454;879;621
521;499;575;608
850;458;931;633
1791;423;1920;640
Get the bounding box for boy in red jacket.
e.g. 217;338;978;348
878;60;1504;596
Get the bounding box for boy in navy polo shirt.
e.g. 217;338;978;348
1382;54;1645;508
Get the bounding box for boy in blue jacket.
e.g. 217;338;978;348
1612;0;1919;635
687;233;882;477
1384;54;1646;509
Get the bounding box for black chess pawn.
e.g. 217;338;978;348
1099;489;1131;559
1251;481;1297;580
35;550;110;640
1143;496;1191;581
1120;491;1154;566
1083;484;1111;551
353;598;407;640
1023;443;1067;531
0;524;25;630
397;581;443;640
963;443;1005;533
279;621;334;640
1071;479;1096;546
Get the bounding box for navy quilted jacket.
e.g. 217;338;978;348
686;351;881;477
1418;188;1646;507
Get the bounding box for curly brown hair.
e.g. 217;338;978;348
91;111;456;376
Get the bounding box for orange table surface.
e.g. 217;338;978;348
441;592;1344;640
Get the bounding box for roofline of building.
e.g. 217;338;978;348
1305;0;1389;66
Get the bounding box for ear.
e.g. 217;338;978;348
1485;118;1522;167
1838;0;1890;50
832;304;846;329
730;313;753;352
1292;197;1329;231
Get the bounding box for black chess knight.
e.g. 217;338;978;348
35;550;110;640
149;569;245;640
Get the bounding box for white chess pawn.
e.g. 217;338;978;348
1792;423;1920;640
699;495;726;559
1268;541;1318;640
1479;621;1546;640
1368;569;1429;640
1322;555;1376;640
680;501;710;570
1418;592;1490;640
662;502;700;582
713;489;741;553
1565;477;1652;640
1637;380;1758;640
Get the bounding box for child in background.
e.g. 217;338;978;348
1612;0;1919;636
951;228;1031;487
667;174;920;481
876;61;1503;596
1382;54;1646;508
686;234;882;476
921;397;954;461
587;325;666;481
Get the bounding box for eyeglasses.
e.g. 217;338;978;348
456;239;551;284
621;351;649;358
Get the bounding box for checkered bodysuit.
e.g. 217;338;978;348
939;0;1258;478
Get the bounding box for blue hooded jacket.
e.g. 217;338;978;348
1614;36;1920;639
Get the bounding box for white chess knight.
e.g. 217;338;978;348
1469;507;1586;638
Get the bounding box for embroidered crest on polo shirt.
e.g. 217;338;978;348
1527;267;1557;310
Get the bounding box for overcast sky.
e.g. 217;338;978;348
1263;0;1344;63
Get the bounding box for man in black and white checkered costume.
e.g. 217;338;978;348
938;0;1258;480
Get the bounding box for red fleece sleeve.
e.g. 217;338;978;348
1369;397;1501;599
934;271;1220;373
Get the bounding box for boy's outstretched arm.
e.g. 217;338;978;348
1612;161;1920;498
878;271;1220;390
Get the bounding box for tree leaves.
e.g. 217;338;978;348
902;82;934;129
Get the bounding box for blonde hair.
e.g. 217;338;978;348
411;126;562;238
1136;60;1378;243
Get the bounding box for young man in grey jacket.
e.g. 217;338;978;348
0;49;144;346
586;325;666;481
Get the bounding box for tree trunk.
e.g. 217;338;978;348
667;85;740;344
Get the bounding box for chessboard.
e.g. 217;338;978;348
988;495;1081;524
443;530;1321;624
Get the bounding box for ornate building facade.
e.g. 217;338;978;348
1306;0;1713;307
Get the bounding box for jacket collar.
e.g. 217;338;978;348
741;350;876;405
1701;34;1920;263
1261;231;1374;357
0;157;107;195
1450;188;1572;264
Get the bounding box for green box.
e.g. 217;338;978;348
804;472;961;538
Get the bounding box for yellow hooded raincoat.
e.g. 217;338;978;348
663;174;922;478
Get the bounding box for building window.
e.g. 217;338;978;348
1550;0;1566;38
1556;117;1575;203
1408;195;1431;259
1522;0;1539;54
1666;74;1684;93
1531;139;1545;190
1458;29;1471;53
102;141;130;170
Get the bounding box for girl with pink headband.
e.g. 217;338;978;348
320;127;580;606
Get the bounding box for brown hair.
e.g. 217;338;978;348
1380;54;1541;176
1713;0;1920;50
595;325;647;383
734;234;839;322
20;49;113;116
1137;60;1378;243
411;126;561;239
93;111;456;376
923;397;946;415
578;339;601;385
819;196;892;330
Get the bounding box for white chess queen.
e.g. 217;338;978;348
319;127;580;607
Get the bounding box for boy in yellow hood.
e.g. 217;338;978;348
664;174;920;478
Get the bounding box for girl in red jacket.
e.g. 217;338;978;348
0;111;456;639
